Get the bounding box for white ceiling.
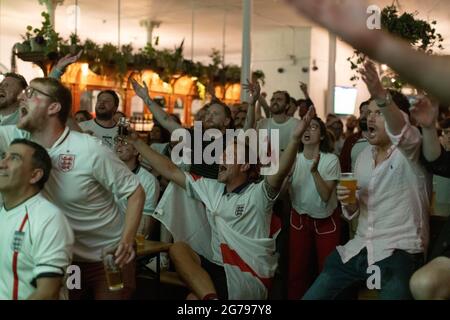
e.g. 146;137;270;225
1;0;450;65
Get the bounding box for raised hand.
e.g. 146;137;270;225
299;81;309;97
131;78;150;101
410;96;439;129
293;106;316;140
310;153;320;173
242;79;261;105
54;50;83;71
360;61;385;99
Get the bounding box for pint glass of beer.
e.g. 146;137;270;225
339;173;357;205
135;233;145;249
102;248;124;291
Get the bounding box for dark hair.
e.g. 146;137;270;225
30;78;72;124
3;72;28;90
210;100;234;129
359;99;372;111
299;117;334;153
75;110;93;121
10;139;52;190
98;90;120;108
273;90;290;104
389;90;410;117
440;117;450;130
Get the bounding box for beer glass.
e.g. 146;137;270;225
102;247;124;291
339;173;357;205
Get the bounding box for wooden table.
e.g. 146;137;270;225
136;240;173;298
137;240;172;257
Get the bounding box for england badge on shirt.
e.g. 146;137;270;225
59;154;75;172
235;204;245;217
12;231;25;252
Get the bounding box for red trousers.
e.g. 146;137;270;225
287;209;341;299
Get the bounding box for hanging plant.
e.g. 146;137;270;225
348;5;444;89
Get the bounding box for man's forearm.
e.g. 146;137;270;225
357;31;450;105
422;127;442;162
268;137;301;189
143;97;181;133
243;102;256;131
379;101;406;136
133;139;186;188
122;185;145;242
258;96;271;118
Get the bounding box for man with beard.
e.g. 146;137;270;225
303;61;430;300
0;77;145;299
79;90;120;149
256;91;300;154
131;79;232;179
0;73;28;126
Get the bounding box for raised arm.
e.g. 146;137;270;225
242;79;261;131
126;129;186;189
258;94;271;118
285;0;450;105
131;79;183;134
49;51;83;80
360;61;405;135
266;107;316;190
411;96;442;162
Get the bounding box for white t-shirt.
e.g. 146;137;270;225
0;126;141;262
117;165;159;216
79;119;118;149
290;152;340;219
185;174;278;265
256;117;300;153
0;193;74;300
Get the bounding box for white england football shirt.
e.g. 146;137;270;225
0;126;141;262
184;174;278;265
79;119;118;149
0;193;74;300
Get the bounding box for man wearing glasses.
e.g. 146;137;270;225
0;77;145;300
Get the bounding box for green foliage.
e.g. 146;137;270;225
348;5;444;89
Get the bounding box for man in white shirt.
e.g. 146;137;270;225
79;90;120;149
0;77;145;300
0;73;28;126
303;61;430;300
256;91;300;154
115;138;160;237
0;139;74;300
128;107;316;300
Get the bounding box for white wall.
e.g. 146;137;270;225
252;26;312;112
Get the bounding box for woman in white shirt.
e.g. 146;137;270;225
288;117;341;299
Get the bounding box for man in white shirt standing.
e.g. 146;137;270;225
0;139;73;300
79;90;120;149
303;61;430;300
0;77;145;300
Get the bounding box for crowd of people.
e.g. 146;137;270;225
0;0;449;300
